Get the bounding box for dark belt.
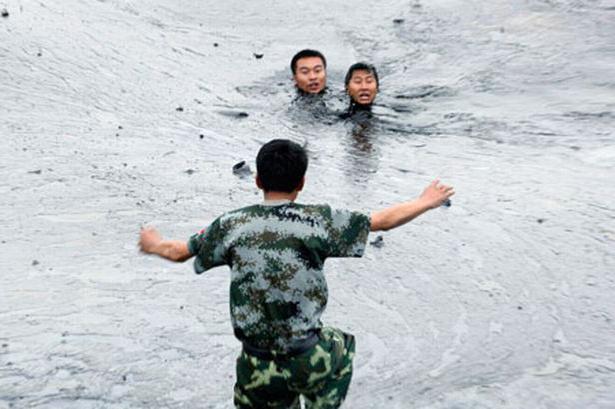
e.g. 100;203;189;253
242;330;320;361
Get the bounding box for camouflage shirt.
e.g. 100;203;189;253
187;201;370;352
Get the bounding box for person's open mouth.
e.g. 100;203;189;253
308;82;321;91
358;92;372;102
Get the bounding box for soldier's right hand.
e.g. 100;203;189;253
418;179;455;209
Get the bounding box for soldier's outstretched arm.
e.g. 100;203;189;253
139;227;193;262
370;179;454;232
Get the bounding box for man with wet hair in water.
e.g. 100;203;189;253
290;49;327;94
342;62;379;118
139;139;454;408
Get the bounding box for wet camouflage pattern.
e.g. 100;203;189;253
188;203;370;352
234;327;356;409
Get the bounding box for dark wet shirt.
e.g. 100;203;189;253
339;102;373;120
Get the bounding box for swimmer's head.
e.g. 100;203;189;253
345;62;379;106
256;139;308;193
291;49;327;94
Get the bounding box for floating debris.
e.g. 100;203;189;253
217;110;249;119
176;106;184;112
232;161;252;177
32;260;40;266
199;134;204;139
185;169;196;175
1;9;9;18
28;169;42;174
441;199;452;207
213;42;219;47
369;235;384;248
537;218;546;224
393;18;404;24
253;53;264;59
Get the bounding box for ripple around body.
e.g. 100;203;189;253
1;0;614;408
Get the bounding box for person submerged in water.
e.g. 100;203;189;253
290;49;327;95
341;62;379;119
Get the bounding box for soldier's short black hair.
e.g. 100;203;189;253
344;62;379;89
290;49;327;75
256;139;308;193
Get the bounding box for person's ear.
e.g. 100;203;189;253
256;175;263;190
296;177;305;192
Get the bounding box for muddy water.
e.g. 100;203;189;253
1;0;614;408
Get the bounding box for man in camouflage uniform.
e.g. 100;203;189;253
139;139;454;408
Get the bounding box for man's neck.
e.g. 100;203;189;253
263;190;299;202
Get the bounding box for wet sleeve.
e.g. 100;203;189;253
187;217;228;274
325;207;371;258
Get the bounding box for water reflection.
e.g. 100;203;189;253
341;111;380;186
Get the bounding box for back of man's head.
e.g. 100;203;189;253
256;139;308;193
290;49;327;75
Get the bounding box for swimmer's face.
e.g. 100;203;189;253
347;69;378;105
293;56;326;94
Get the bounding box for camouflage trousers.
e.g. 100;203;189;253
234;327;356;409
